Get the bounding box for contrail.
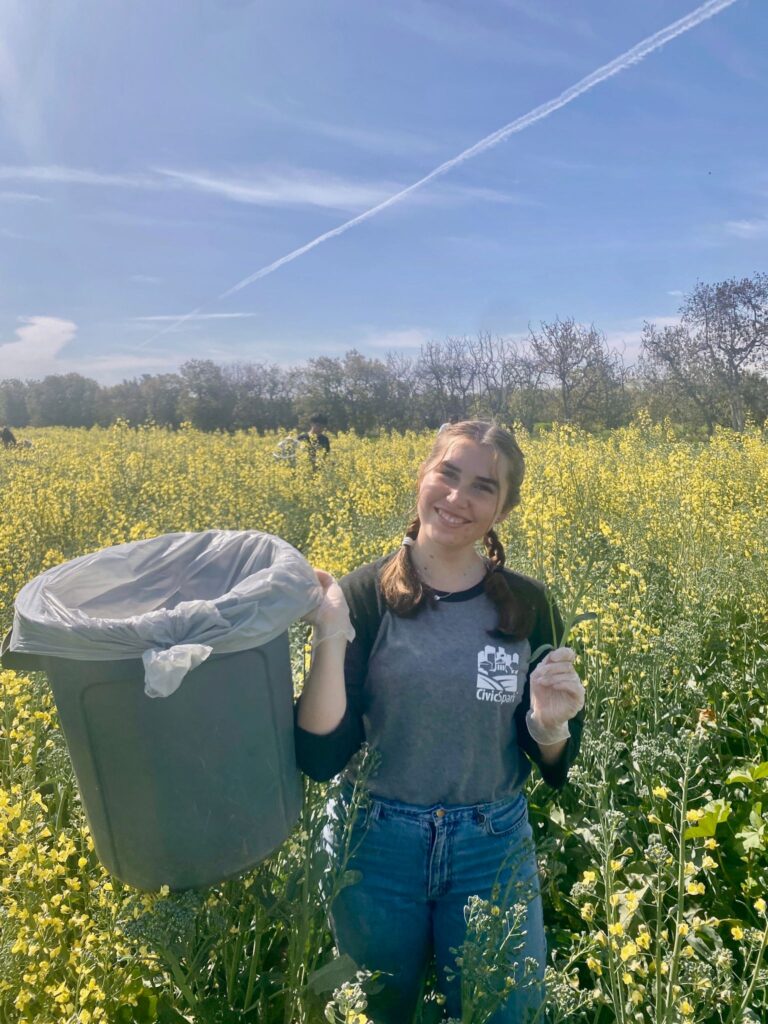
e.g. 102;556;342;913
140;0;738;349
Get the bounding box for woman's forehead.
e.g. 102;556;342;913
438;439;501;478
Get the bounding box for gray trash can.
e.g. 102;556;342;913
1;530;322;891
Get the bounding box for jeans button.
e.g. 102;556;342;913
435;808;445;818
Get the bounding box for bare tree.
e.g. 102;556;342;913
638;322;720;434
681;274;768;431
528;317;626;426
417;337;476;420
466;332;527;419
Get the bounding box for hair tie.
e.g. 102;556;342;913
401;536;414;547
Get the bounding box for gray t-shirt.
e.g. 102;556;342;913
347;590;531;805
294;555;583;798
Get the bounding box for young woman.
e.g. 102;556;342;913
295;421;585;1023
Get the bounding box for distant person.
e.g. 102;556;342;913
438;413;460;434
1;426;17;448
297;414;331;464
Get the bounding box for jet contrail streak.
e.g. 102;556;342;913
139;0;738;349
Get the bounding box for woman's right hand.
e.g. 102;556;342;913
303;569;354;644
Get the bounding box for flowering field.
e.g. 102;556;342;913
1;419;767;1024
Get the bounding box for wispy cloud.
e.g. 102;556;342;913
0;316;77;379
130;313;257;322
667;289;684;297
0;190;50;202
0;165;157;188
154;166;397;213
725;218;768;239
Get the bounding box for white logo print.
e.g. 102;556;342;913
476;644;519;704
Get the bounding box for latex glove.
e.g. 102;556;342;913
302;569;355;647
527;647;585;745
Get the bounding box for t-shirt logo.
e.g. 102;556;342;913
476;644;519;704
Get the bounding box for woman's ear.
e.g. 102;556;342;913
494;510;509;526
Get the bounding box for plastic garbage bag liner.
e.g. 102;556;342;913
9;530;327;698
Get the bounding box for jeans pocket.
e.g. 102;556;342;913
483;795;528;837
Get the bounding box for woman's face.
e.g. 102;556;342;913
416;439;508;552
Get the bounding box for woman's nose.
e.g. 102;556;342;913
445;484;468;504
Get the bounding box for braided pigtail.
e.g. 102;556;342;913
379;515;427;615
483;529;535;640
482;527;506;570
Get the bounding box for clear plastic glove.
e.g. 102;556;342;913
302;570;355;649
527;646;585;745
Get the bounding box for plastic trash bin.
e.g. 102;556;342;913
1;530;324;891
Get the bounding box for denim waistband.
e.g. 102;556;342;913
340;785;525;823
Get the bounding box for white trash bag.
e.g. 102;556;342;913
9;530;325;699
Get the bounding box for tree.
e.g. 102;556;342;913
416;337;476;422
140;374;184;428
528;318;627;427
26;374;102;427
0;379;30;426
638;322;721;434
178;361;235;431
680;273;768;431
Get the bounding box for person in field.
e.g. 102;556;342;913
295;421;585;1023
1;426;18;448
297;413;331;464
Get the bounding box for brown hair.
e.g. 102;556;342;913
379;420;534;639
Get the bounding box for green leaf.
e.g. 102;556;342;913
530;643;554;663
684;799;732;839
727;762;768;786
570;612;598;625
307;953;359;994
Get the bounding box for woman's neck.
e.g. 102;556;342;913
411;540;487;592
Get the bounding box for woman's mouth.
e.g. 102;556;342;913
435;507;470;526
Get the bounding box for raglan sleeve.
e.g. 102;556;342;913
293;566;375;782
514;583;584;789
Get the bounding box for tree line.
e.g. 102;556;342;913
2;273;766;435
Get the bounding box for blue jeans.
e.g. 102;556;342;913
326;789;547;1024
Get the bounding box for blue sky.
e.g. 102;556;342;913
0;0;766;383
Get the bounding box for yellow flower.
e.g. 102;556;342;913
731;926;744;940
582;870;597;884
686;808;704;823
580;902;595;922
754;898;767;915
680;999;694;1015
686;881;705;896
620;942;638;961
586;955;602;976
652;786;670;799
702;855;717;870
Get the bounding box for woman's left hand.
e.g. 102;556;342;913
529;647;585;730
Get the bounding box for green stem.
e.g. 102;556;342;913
725;918;768;1024
663;742;693;1024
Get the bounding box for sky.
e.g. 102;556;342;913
0;0;766;384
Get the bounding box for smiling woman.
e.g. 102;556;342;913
295;420;586;1024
